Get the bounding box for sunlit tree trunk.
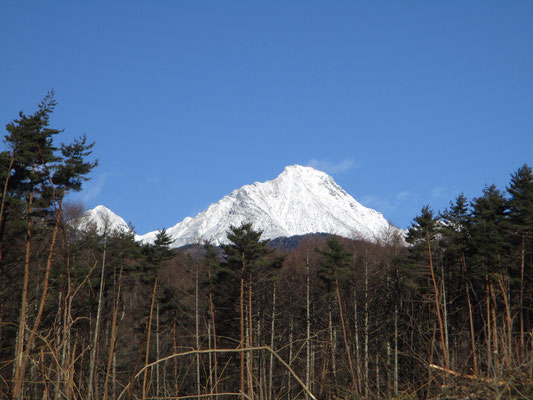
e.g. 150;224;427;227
519;235;525;355
462;254;478;375
143;278;158;400
268;283;276;400
157;303;160;396
335;277;358;396
364;257;369;398
353;286;361;395
486;279;493;376
441;265;450;369
88;234;106;400
12;185;33;400
240;253;246;400
394;303;399;396
103;265;123;400
306;256;311;400
288;314;294;400
248;272;254;400
426;229;448;368
497;274;512;368
196;263;201;397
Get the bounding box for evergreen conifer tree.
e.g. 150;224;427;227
506;164;533;353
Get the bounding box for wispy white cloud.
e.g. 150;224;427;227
81;172;113;202
306;158;357;174
361;189;419;212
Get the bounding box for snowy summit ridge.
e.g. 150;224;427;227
138;164;398;248
75;205;130;235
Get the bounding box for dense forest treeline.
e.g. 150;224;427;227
0;95;532;399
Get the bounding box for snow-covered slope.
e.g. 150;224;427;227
74;205;130;235
138;165;399;247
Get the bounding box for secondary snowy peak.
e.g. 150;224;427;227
74;205;130;235
138;165;399;247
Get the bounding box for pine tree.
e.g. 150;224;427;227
469;185;509;278
506;164;533;355
1;92;98;399
216;223;275;398
405;205;449;368
316;237;358;397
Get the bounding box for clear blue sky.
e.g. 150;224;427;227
2;1;532;233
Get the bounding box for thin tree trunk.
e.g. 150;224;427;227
88;234;107;400
387;339;391;398
240;253;246;400
208;318;213;393
364;257;369;398
489;282;500;375
394;303;398;397
18;198;64;397
306;255;311;400
376;354;380;398
209;290;218;396
269;283;276;400
173;322;179;398
426;229;448;369
248;272;254;400
143;278;158;399
196;263;201;397
497;274;512;368
427;323;436;400
441;265;450;369
288;314;294;400
353;286;361;395
12;185;33;400
61;246;72;400
335;278;358;396
486;279;493;376
113;353;117;400
207;259;218;397
103;265;123;400
462;254;478;375
519;235;525;356
156;303;160;395
328;307;336;396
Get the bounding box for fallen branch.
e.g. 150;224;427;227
429;364;506;386
118;345;317;400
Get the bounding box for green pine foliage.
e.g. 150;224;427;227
316;236;352;293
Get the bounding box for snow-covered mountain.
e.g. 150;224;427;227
137;165;400;248
74;205;130;235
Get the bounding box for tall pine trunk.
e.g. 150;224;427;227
268;283;276;400
142;278;158;399
426;229;448;368
88;234;106;400
335;278;358;396
306;256;311;400
13;185;34;399
103;265;123;400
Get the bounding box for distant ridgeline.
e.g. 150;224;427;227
82;165;402;247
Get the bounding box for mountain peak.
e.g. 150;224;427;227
280;164;328;179
137;165;400;247
74;205;130;235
